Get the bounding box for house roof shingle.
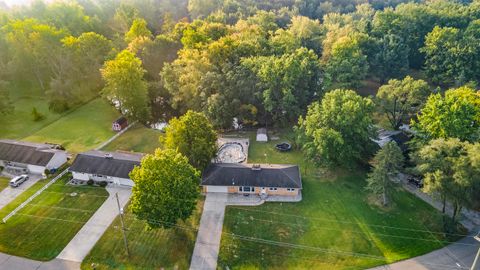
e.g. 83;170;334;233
69;150;143;179
202;163;302;188
0;140;60;166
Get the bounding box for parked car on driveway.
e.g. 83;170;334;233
408;177;423;188
9;174;29;187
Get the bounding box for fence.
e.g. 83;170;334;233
2;168;69;223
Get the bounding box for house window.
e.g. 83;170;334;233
268;187;278;191
286;188;295;192
239;186;254;193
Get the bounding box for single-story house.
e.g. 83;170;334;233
112;116;128;132
0;140;68;175
69;150;143;187
374;130;412;153
256;128;268;142
201;163;302;196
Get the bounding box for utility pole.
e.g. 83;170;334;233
116;192;130;257
471;232;480;270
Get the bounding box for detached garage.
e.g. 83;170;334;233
69;150;143;187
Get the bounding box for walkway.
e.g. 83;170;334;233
190;193;228;270
57;186;131;262
190;193;273;270
0;174;43;211
370;230;480;270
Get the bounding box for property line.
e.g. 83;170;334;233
95;121;137;150
2;169;69;223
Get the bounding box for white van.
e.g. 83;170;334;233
9;175;29;187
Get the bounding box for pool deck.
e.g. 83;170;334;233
216;137;249;163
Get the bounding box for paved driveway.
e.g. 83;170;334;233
57;186;131;262
370;230;480;270
190;193;228;270
0;174;43;210
0;253;80;270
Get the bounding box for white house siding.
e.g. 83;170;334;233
114;177;134;187
72;171;90;181
71;171;134;187
46;152;68;170
206;186;228;193
27;165;46;174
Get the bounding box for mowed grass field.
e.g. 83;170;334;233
81;200;204;270
0;85;68;139
24;99;119;153
217;131;457;269
0;173;108;260
0;177;10;192
0;84;119;153
103;123;163;154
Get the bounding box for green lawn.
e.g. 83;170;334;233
0;177;9;192
81;200;204;270
0;85;68;139
0;173;109;260
24;99;119;153
218;131;458;269
103;123;163;153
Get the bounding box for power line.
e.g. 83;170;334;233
227;206;473;238
127;215;471;270
243;216;476;247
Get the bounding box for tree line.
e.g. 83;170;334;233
1;0;480;126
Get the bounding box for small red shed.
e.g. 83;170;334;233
112;116;128;132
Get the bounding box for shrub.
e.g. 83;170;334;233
48;99;70;113
31;107;45;121
87;179;94;186
98;181;108;187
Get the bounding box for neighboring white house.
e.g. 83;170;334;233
0;140;68;175
256;128;268;142
69;150;143;187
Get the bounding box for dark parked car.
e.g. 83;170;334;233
408;177;424;188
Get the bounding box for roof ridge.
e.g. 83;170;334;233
279;167;301;187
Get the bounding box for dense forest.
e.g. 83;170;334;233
1;0;480;129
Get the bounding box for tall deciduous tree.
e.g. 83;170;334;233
297;89;375;167
416;138;480;223
325;36;368;89
413;86;480;142
366;141;404;206
125;18;152;43
243;48;322;125
376;76;430;130
130;149;200;229
372;34;409;83
162;110;217;170
3;19;65;90
101;50;150;121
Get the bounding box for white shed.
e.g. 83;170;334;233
256;128;268;142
